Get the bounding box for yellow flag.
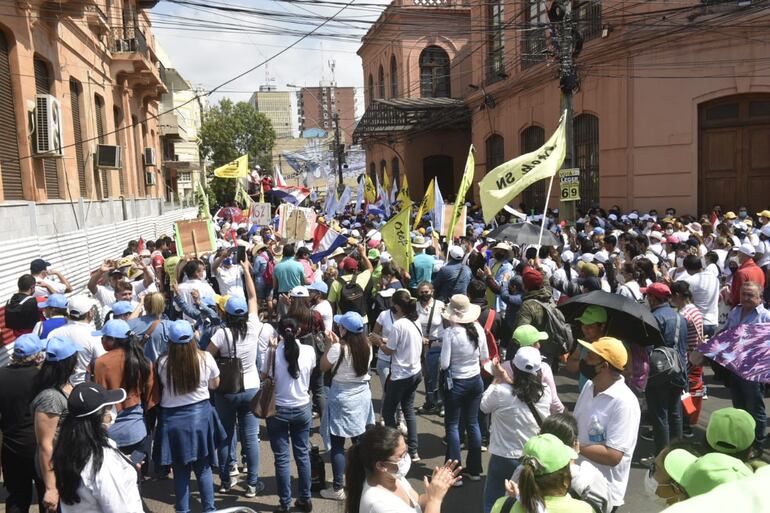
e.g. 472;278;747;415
364;174;377;203
213;155;249;178
380;202;413;271
479;112;567;223
446;146;475;242
413;178;435;229
397;173;410;205
383;166;392;196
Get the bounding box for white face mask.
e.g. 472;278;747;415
384;453;411;479
676;257;684;267
644;469;676;508
105;405;117;428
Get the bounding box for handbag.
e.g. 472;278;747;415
251;347;277;418
215;328;244;394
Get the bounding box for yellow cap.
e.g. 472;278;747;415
577;336;628;371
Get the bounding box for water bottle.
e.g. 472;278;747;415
588;415;605;443
310;444;326;492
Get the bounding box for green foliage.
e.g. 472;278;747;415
200;98;276;205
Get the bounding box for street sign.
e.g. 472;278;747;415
559;168;581;202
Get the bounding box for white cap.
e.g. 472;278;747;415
649;231;664;241
67;295;95;317
736;242;756;257
608;214;618;221
560;250;574;263
379;252;392;264
290;286;310;298
646;253;660;265
448;246;464;260
593;252;609;264
351;229;361;239
513;346;542;375
628;213;639;220
580;253;595;263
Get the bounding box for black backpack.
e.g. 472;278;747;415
5;294;39;330
539;301;574;358
337;273;368;316
648;314;685;388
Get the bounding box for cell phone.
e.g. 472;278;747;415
237;246;247;263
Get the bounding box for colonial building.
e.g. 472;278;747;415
0;0;167;204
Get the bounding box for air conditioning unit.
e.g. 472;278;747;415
144;171;156;186
34;94;64;157
96;144;122;168
143;147;156;167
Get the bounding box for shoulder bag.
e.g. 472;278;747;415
215;328;245;394
251;346;276;418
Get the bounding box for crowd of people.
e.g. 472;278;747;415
1;199;770;513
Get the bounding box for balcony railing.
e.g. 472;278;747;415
111;27;148;58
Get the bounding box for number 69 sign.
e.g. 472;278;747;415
249;203;272;226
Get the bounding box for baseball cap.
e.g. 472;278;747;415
578;261;600;277
92;319;132;339
307;281;329;295
448;246;464;260
379;252;393;264
513;346;542;375
522;434;578;475
522;267;544;290
577;336;628;371
579;253;595;263
67;295;95;317
724;211;738;220
367;248;381;260
110;301;134;317
641;282;672;299
706;407;756;454
68;382;126;418
735;242;756;257
576;305;608;325
649;231;664;241
560;250;574;263
665;449;752;498
593;252;608;264
333;311;364;334
45;336;85;362
13;333;45;359
201;295;217;307
342;256;359;272
290;286;310;298
168;320;194;344
30;258;51;274
39;294;68;309
513;325;548;347
225;296;248;316
757;210;770;219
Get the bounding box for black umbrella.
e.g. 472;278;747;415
557;290;663;346
487;222;561;247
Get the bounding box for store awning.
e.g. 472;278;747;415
353;97;470;143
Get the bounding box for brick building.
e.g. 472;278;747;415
298;82;356;146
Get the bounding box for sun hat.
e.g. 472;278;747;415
92;319;132;339
67;295;95;317
225;296;248;316
521;434;578;475
706;407;756;454
45;336;85;362
168;320;195;344
441;294;481;324
641;282;672;299
329;247;346;259
68;382;126;418
513;346;542;375
577;336;628;371
665;450;752;498
576;305;608;325
13;333;45;359
492;242;512;252
412;235;430;248
333;311;365;334
307;281;329;295
735;242;756;257
513;325;548;347
110;301;134;317
290;286;310;298
448;246;464;260
39;294;68;310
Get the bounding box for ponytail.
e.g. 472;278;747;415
392;290;418;321
461;322;479;349
344;425;402;513
278;318;300;379
518;456;572;513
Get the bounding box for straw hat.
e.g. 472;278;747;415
441;294;481;324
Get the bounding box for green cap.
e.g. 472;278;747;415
522;433;578;475
576;305;608;325
513;325;548;347
367;248;381;260
707;407;756;454
665;449;753;498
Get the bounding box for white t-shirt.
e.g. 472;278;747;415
210;313;272;390
262;342;316;408
94;281;154;308
157;351;220;408
386;318;423;381
313;300;334;332
48;321;106;385
574;377;641;507
34;277;67;298
375;310;396;363
359;476;422;513
327;343;372;384
215;265;245;298
416;299;444;342
440;324;488;379
681;271;720;327
177;279;216;320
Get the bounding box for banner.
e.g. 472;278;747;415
434;178;445;232
380;202;413;271
364;175;377;203
397;173;410;206
196;182;210;220
234;181;253;208
277;204;316;241
213;155;249;178
413;178;435;229
479;112;567;223
446;146;475;241
336;186;352;215
355;177;364;214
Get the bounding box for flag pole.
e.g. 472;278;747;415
537;174;556;248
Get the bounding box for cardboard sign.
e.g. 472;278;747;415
441;204;467;239
249;203;271;226
174;219;216;258
559;168;581;202
277;204;316;241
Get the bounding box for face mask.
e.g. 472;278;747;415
384;453;411;479
739;210;748;219
644;471;672;508
666;229;674;235
676;257;684;267
419;293;432;303
105;405;117;428
579;359;600;380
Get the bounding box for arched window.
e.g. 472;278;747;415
34;56;60;199
419;46;450;98
390;55;398;97
391;157;400;192
485;134;505;173
369;162;376;183
521;126;545;213
0;30;22;200
379;159;387;185
378;65;386;99
574;113;600;212
367;74;374;105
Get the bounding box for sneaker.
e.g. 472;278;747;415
229;465;240;477
464;473;481;481
218;480;235;494
640;428;654;442
410;452;421;462
417;404;437;414
295;498;313;512
439;408;445;417
320;487;346;501
244;481;265;498
481;445;488;453
398;421;408;436
682;425;695;439
640;455;656;467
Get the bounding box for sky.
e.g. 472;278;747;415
150;0;391;117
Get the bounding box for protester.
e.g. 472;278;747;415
5;275;42;337
212;248;246;297
48;295;104;385
416;281;445;415
33;294;68;338
728;243;764;306
30;258;72;298
669;281;704;436
128;291;171;362
432;245;472;302
309;281;333;331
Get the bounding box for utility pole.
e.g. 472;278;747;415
333;112;344;193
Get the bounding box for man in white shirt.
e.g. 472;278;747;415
679;255;720;337
573;337;640;510
48;295;105;385
308;282;333;332
30;258;72;298
88;259;154;308
211;250;245;297
177;259;216;315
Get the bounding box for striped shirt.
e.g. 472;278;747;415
679;303;703;352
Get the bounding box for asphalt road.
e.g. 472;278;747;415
0;367;751;513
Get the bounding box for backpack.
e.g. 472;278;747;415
538;302;573;358
4;295;39;330
480;309;499;379
337;273;367;315
647;314;685;388
299;331;326;360
262;252;276;285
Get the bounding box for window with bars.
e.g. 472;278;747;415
380;159;387;184
486;0;505;84
391;158;400;191
419;46;451;98
0;32;22;201
575;1;602;42
574;113;599;212
113;105;126;196
34;57;60;199
69;79;87;197
378;65;386;99
521;126;546;213
521;0;548;69
368;74;374;105
390;55;398;98
95;94;108;198
485;134;505;173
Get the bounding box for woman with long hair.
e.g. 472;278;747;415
208;261;273;497
318;311;375;501
439;294;489;487
670;281;705;437
153;320;224;513
370;290;423;461
286;285;326;421
128;291;171;363
616;262;645;302
480;346;551;513
263;317;317;513
52;382;143;512
344;424;460;513
30;337;81;513
92;319;158;464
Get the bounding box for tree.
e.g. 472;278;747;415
200;98;276;205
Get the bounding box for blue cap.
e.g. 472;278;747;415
92;319;132;339
201;295;217;307
13;333;45;359
223;257;233;266
333;311;364;334
225;296;248;316
45;336;84;362
110;301;134;316
593;227;605;235
39;294;68;310
307;281;328;295
168;320;194;344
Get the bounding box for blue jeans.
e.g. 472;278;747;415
330;434;359;490
483;454;519;513
214;388;261;488
423;346;442;408
382;371;422;455
444;374;483;475
266;403;312;508
645;384;683;454
728;375;767;446
172;459;215;513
